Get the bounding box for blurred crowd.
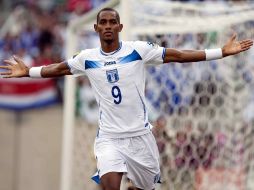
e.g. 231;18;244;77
0;0;107;68
0;0;107;108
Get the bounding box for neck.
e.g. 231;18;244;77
100;39;120;53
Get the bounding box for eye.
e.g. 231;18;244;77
111;20;117;24
99;20;106;24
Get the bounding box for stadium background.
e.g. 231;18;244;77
0;0;254;190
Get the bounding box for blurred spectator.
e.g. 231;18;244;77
0;0;109;111
0;5;28;39
67;0;92;19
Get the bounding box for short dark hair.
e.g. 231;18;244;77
96;8;120;23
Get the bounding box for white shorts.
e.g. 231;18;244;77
92;132;161;190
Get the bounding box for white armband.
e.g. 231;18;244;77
205;48;223;61
29;66;43;78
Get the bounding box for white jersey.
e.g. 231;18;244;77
67;41;166;138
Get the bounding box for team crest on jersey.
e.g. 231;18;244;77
106;69;119;83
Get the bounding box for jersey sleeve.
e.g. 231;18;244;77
133;41;166;65
66;51;86;77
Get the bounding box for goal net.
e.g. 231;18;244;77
63;0;254;190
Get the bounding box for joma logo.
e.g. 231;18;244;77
104;61;116;66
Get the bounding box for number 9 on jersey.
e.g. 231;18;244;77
111;86;122;104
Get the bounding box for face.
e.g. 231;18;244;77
94;11;123;43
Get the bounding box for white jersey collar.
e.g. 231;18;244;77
100;42;122;56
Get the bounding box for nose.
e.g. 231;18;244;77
105;22;112;30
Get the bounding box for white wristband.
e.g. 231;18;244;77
29;66;43;78
205;48;223;61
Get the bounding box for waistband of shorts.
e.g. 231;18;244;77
96;129;151;139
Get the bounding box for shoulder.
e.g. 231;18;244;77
123;41;161;55
126;41;160;50
122;40;146;46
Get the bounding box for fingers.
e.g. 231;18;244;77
242;46;251;51
230;33;237;42
240;40;252;51
1;75;13;78
0;65;11;70
1;55;22;66
13;55;23;63
0;71;12;76
0;59;15;76
240;47;251;53
241;43;252;49
3;59;15;66
240;39;253;45
0;68;12;78
240;40;253;50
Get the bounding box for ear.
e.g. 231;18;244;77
119;24;123;32
94;24;98;32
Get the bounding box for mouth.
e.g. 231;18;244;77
104;32;113;36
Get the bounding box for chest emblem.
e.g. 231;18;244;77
106;69;119;83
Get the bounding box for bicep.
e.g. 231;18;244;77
41;61;72;77
163;48;183;63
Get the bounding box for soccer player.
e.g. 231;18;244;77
0;7;253;190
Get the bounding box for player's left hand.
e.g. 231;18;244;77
0;56;29;78
222;33;253;57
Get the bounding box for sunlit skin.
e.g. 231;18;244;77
0;8;253;190
94;10;123;53
163;33;253;63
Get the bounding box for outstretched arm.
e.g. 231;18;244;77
163;33;253;63
0;56;72;78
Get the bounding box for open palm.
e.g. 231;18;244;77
222;33;253;57
0;56;29;78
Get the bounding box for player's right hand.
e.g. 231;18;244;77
0;56;29;78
